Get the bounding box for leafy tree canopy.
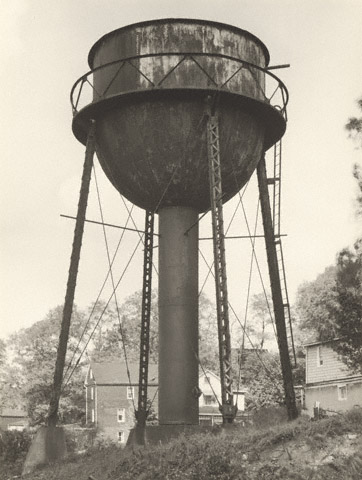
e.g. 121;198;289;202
295;266;340;341
345;97;362;147
7;305;89;425
334;238;362;372
2;291;221;423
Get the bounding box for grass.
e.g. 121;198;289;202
8;407;362;480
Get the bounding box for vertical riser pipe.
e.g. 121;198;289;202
158;206;199;425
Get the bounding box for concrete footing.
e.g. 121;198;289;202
22;426;67;476
127;424;218;447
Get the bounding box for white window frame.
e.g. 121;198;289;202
127;386;135;400
203;394;216;405
118;431;125;443
91;408;95;423
117;408;126;423
316;346;323;366
337;384;347;401
91;386;94;400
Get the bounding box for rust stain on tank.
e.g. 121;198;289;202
73;19;285;212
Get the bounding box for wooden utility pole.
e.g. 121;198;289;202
48;121;96;426
257;155;298;420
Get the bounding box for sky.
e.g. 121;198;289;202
1;0;361;342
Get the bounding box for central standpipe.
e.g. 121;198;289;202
158;207;199;424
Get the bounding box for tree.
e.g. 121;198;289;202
91;290;220;372
90;291;159;363
245;293;275;349
240;351;284;410
0;339;23;410
198;293;219;372
295;266;340;341
294;243;362;373
346;97;362;216
333;238;362;372
352;163;362;218
345;97;362;147
7;305;89;425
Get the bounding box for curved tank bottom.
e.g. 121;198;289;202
91;92;268;213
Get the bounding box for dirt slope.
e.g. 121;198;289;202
5;408;362;480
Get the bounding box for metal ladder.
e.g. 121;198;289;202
268;140;297;366
207;114;236;423
136;210;155;427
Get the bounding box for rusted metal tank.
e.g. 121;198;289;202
72;19;286;213
71;19;287;428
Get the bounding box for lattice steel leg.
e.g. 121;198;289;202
136;210;154;428
48;121;96;427
207;114;236;423
257;155;298;420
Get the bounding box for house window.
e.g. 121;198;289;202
117;408;126;423
91;387;94;400
317;346;323;366
199;416;213;427
91;408;95;423
338;385;347;401
127;386;134;400
204;394;216;405
118;431;125;443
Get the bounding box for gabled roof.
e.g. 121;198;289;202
89;360;158;386
0;408;27;418
304;337;340;347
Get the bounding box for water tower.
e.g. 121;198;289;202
71;19;296;435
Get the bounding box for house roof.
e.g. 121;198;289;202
89;361;158;385
0;408;27;418
304;337;340;347
199;405;221;414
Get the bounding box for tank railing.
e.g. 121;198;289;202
71;52;289;121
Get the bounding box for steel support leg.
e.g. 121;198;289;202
207;115;236;423
257;155;298;420
136;210;154;428
48;121;96;426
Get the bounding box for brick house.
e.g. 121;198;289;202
84;361;158;444
304;339;362;416
0;408;28;431
85;361;247;438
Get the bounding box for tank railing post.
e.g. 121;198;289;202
47;121;96;427
136;210;155;433
71;52;288;118
206;110;237;424
257;154;298;420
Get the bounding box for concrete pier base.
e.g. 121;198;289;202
22;426;66;476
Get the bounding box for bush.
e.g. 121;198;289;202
251;405;288;429
0;429;32;463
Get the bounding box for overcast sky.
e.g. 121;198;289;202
1;0;361;341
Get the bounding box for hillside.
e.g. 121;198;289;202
4;408;362;480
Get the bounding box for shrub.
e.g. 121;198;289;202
0;430;32;463
251;405;288;429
